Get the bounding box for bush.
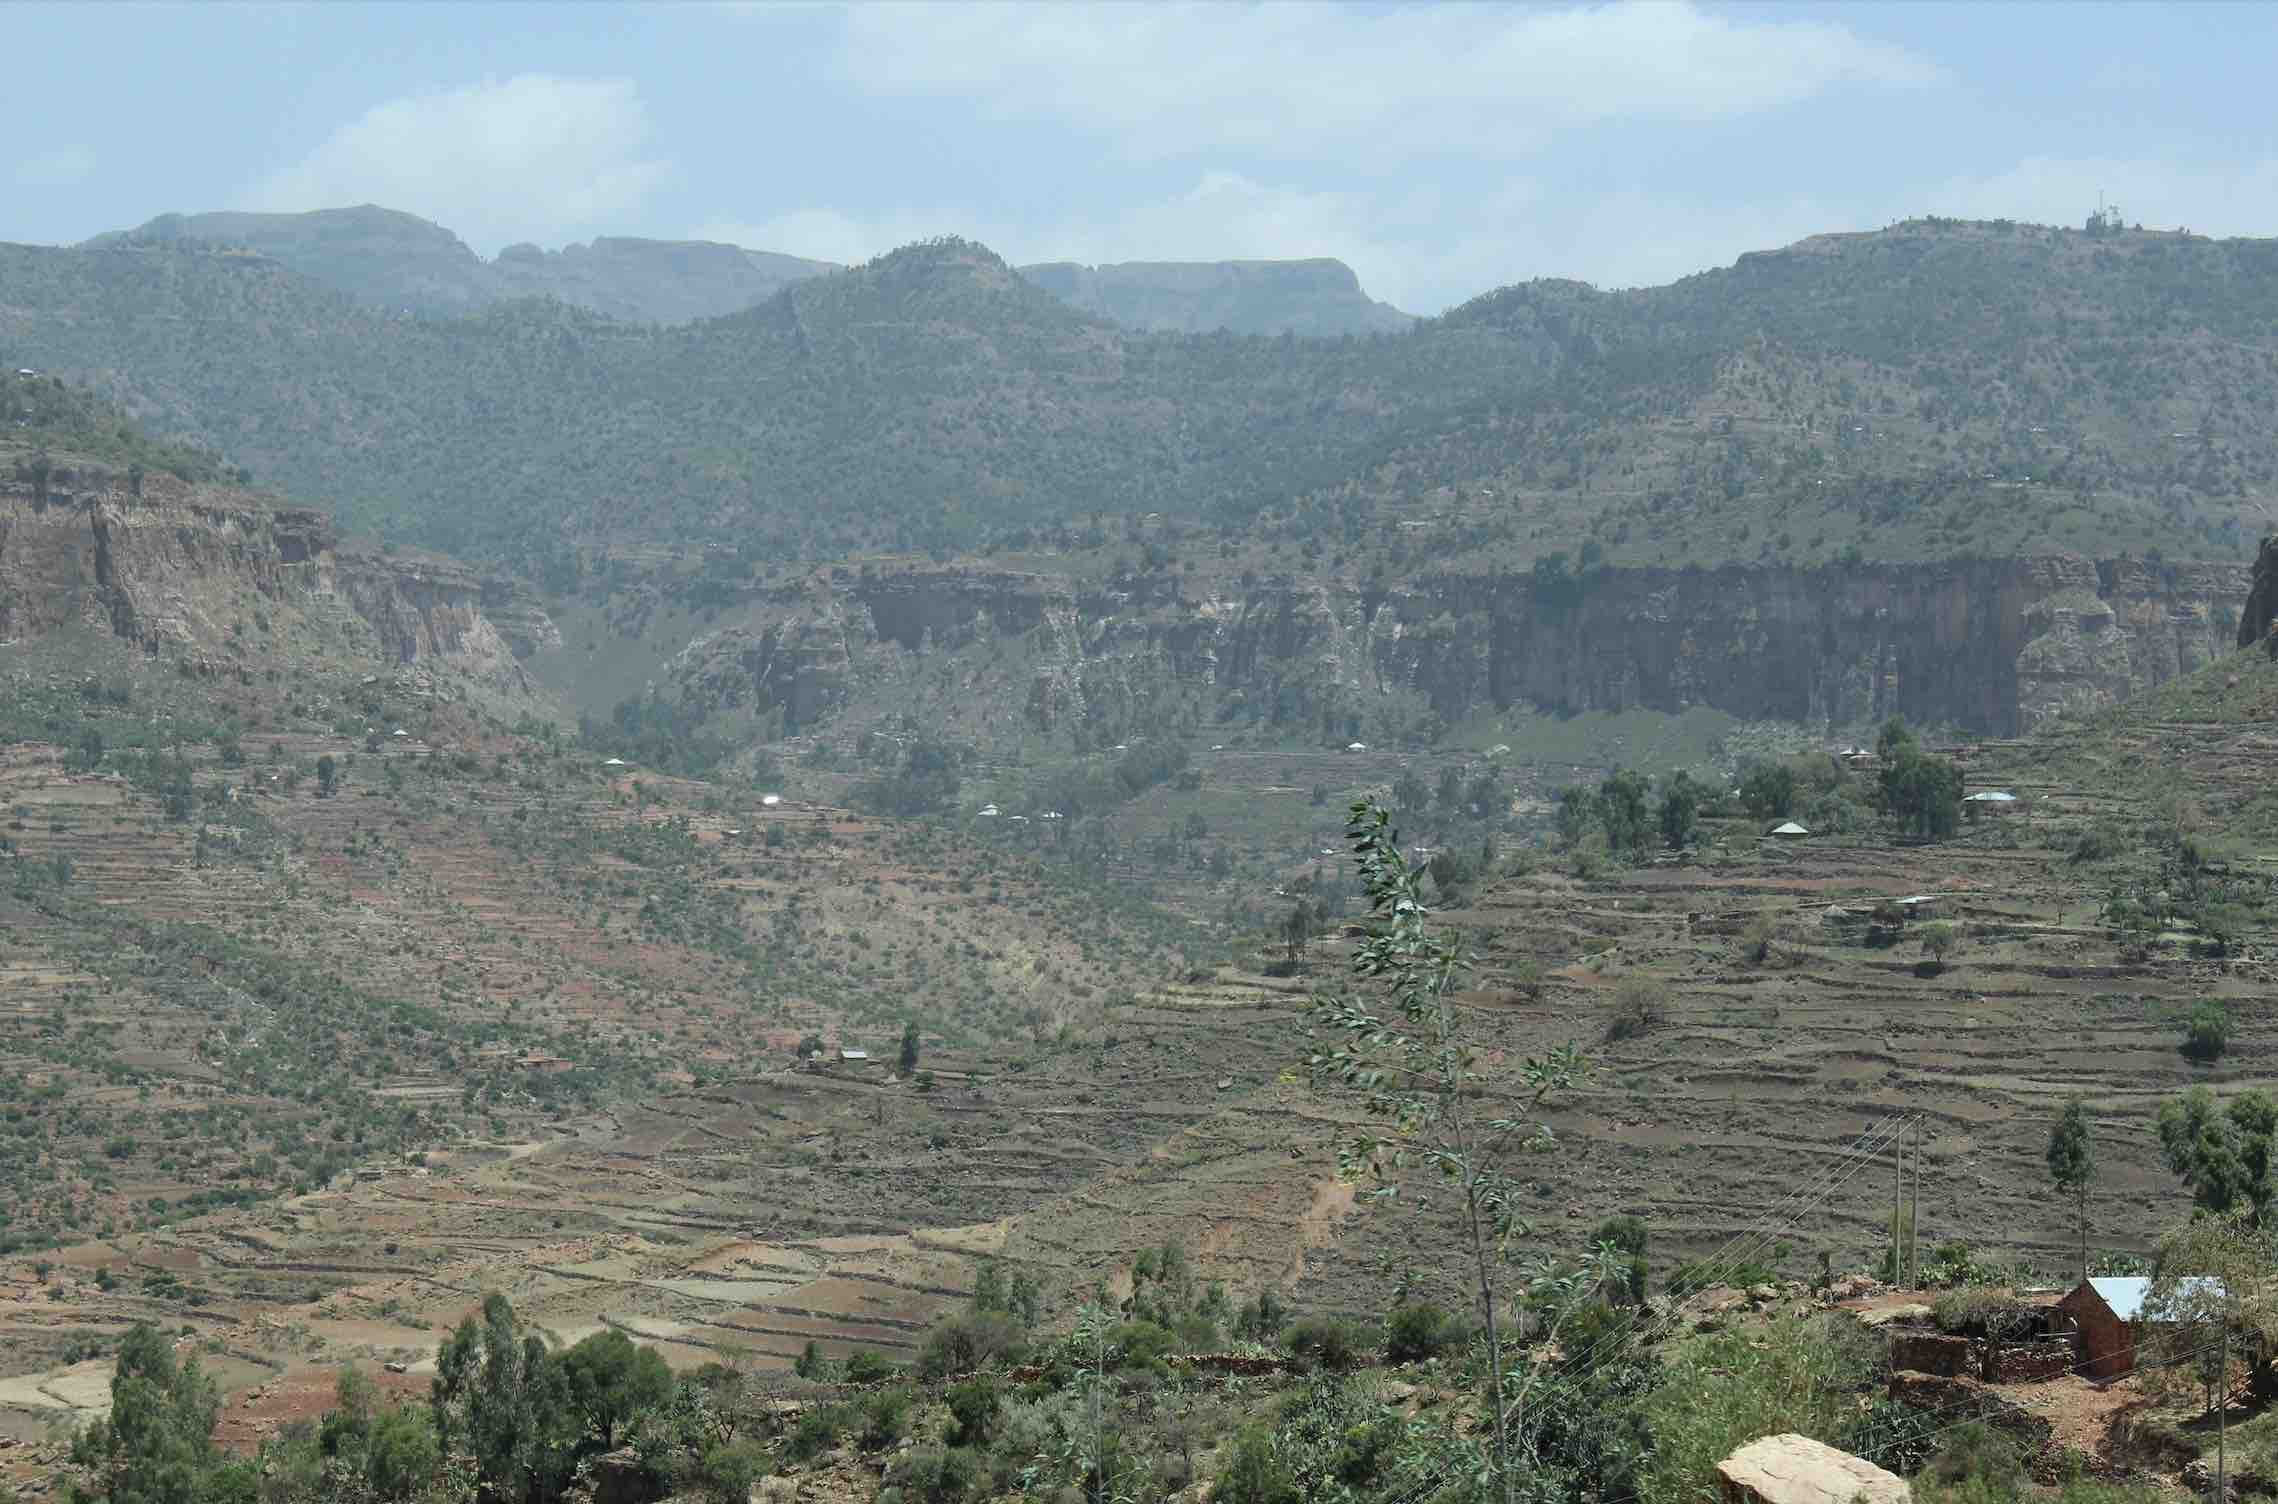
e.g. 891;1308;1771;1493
1383;1302;1464;1363
944;1375;999;1448
917;1312;1027;1380
1282;1315;1371;1373
860;1386;914;1450
1214;1426;1300;1504
1930;1287;2039;1339
889;1445;980;1504
1105;1320;1178;1374
785;1404;849;1461
843;1349;898;1385
2183;999;2231;1062
1918;1421;2025;1498
697;1440;770;1503
1740;914;1776;964
1604;977;1668;1043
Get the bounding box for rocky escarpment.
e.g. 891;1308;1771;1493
0;463;557;694
668;553;2248;745
1015;258;1414;335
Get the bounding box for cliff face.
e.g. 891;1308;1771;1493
0;468;557;694
1015;258;1415;335
668;554;2248;744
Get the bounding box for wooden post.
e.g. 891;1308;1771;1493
1893;1118;1904;1288
1911;1116;1923;1289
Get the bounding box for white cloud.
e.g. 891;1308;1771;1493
246;75;668;250
833;1;1941;165
14;144;96;187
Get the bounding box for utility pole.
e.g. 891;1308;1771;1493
2217;1317;2229;1504
1892;1117;1905;1288
1911;1117;1923;1289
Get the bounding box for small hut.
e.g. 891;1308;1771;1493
1768;821;1811;839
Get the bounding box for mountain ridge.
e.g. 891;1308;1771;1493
88;203;1416;335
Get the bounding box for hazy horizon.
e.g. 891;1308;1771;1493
9;1;2278;313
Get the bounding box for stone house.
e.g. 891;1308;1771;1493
2056;1276;2224;1380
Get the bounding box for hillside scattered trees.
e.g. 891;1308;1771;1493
1874;720;1963;839
2156;1085;2277;1225
2046;1100;2095;1281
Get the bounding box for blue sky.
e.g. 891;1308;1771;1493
7;1;2276;313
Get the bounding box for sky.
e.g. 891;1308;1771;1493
7;1;2277;315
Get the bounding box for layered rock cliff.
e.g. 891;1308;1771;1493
668;554;2248;745
0;463;557;695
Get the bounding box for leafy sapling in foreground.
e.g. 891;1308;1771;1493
1307;798;1596;1504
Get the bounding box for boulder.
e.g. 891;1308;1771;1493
1717;1433;1909;1504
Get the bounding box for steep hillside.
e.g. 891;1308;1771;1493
8;217;2273;579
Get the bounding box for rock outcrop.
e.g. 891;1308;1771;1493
1015;257;1415;335
666;553;2248;746
0;463;556;696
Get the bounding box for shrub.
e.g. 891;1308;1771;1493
2183;999;2231;1062
1282;1315;1371;1373
916;1312;1026;1380
1741;914;1776;964
1383;1302;1464;1364
785;1404;849;1461
1604;978;1668;1043
842;1349;898;1385
1930;1287;2038;1338
860;1386;913;1450
1918;1421;2025;1498
889;1446;979;1504
944;1375;999;1448
1213;1426;1300;1504
697;1440;769;1503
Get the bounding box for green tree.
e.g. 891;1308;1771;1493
430;1293;580;1504
315;754;337;798
1595;769;1653;859
1918;920;1958;970
1657;773;1701;851
898;1021;921;1077
2047;1100;2095;1281
1738;763;1796;822
2156;1086;2278;1226
1308;798;1607;1504
71;1322;236;1504
1877;747;1968;838
2185;999;2234;1062
558;1328;672;1449
1593;1215;1651;1304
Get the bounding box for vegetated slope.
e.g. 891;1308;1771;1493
9;217;2276;576
93;206;838;325
1280;640;2278;1317
0;638;1196;1260
97;204;1416;335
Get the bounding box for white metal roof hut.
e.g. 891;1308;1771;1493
1963;790;2019;817
1768;821;1811;838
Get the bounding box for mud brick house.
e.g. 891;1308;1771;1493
2057;1276;2224;1379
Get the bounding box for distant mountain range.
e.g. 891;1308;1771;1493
8;217;2272;576
87;205;1415;336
